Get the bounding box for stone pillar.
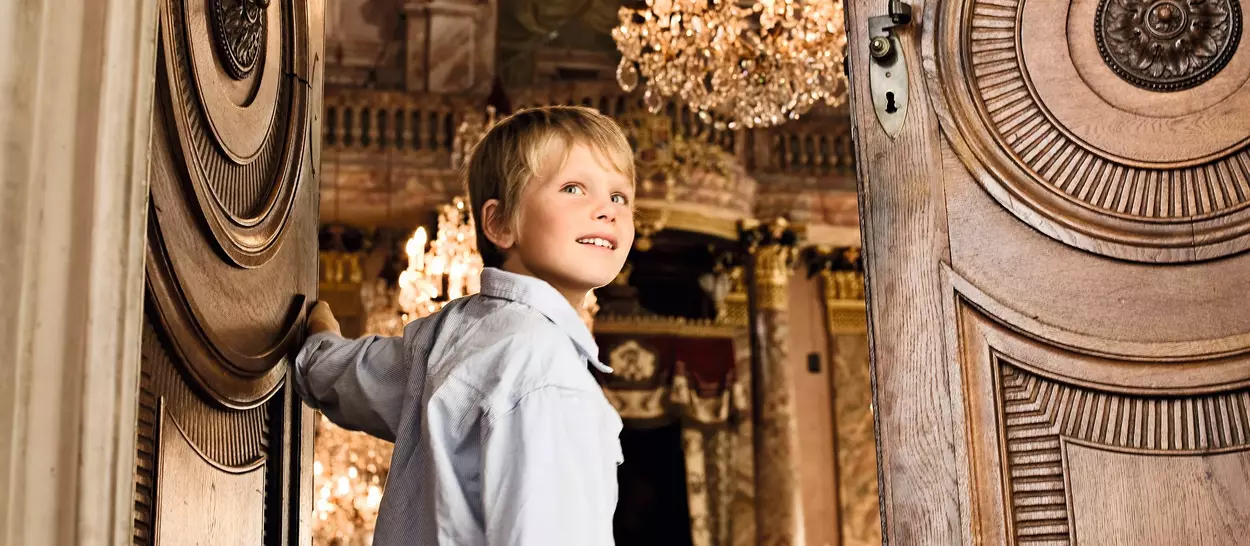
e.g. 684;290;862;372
742;219;805;546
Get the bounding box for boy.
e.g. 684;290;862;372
294;105;635;545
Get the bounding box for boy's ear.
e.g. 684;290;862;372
480;199;515;250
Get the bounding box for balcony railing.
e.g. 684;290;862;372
323;89;467;161
321;83;854;176
769;127;856;175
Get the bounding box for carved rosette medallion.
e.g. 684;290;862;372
1096;0;1242;90
935;0;1250;263
210;0;271;79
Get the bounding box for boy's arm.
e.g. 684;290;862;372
293;302;407;441
481;385;620;546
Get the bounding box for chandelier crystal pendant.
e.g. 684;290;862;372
612;0;850;128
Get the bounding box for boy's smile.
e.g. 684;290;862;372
491;140;635;308
575;234;618;250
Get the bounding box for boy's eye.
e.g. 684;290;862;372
560;184;585;195
611;194;629;205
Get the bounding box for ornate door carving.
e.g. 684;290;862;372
134;0;323;544
846;0;1250;542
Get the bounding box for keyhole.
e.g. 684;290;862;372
885;91;898;114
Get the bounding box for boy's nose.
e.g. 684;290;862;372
594;202;617;223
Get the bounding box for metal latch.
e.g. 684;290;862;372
868;0;913;138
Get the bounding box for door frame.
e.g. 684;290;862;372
1;0;157;544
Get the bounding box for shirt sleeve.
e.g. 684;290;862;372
480;385;621;546
292;331;407;442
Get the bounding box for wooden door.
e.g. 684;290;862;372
845;0;1250;542
134;0;323;544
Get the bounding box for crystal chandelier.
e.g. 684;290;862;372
395;200;603;327
612;0;849;128
312;414;392;545
397;196;485;321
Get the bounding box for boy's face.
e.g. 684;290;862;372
502;141;635;302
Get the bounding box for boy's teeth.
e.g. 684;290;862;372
578;237;613;249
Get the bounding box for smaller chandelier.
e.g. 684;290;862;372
312;414;392;545
613;0;849;128
397;197;484;321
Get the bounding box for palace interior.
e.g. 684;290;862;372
313;1;875;545
7;0;1250;544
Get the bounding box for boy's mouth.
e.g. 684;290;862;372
576;236;617;250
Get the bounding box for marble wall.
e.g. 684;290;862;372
1;0;156;542
786;271;882;546
326;0;496;94
326;0;408;87
788;274;839;546
829;334;881;546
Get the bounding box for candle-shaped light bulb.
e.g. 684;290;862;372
408;227;427;270
448;259;466;299
407;227;425;257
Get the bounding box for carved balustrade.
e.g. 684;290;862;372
319;83;858;232
323;88;469;163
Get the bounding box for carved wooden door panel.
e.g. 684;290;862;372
134;0;322;544
846;0;1250;543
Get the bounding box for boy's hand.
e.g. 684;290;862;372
307;301;341;336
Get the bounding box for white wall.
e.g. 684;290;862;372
0;0;156;544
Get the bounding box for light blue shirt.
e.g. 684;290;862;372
293;267;623;545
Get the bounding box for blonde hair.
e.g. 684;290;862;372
464;105;635;268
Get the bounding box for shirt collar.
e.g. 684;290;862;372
478;267;612;373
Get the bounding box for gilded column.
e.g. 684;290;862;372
742;218;805;546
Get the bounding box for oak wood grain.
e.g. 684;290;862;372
851;0;1250;541
1067;442;1250;545
846;0;964;542
135;0;322;545
957;298;1250;545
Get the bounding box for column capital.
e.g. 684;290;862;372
802;245;867;334
738;217;801;252
739;218;800;311
800;244;862;276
